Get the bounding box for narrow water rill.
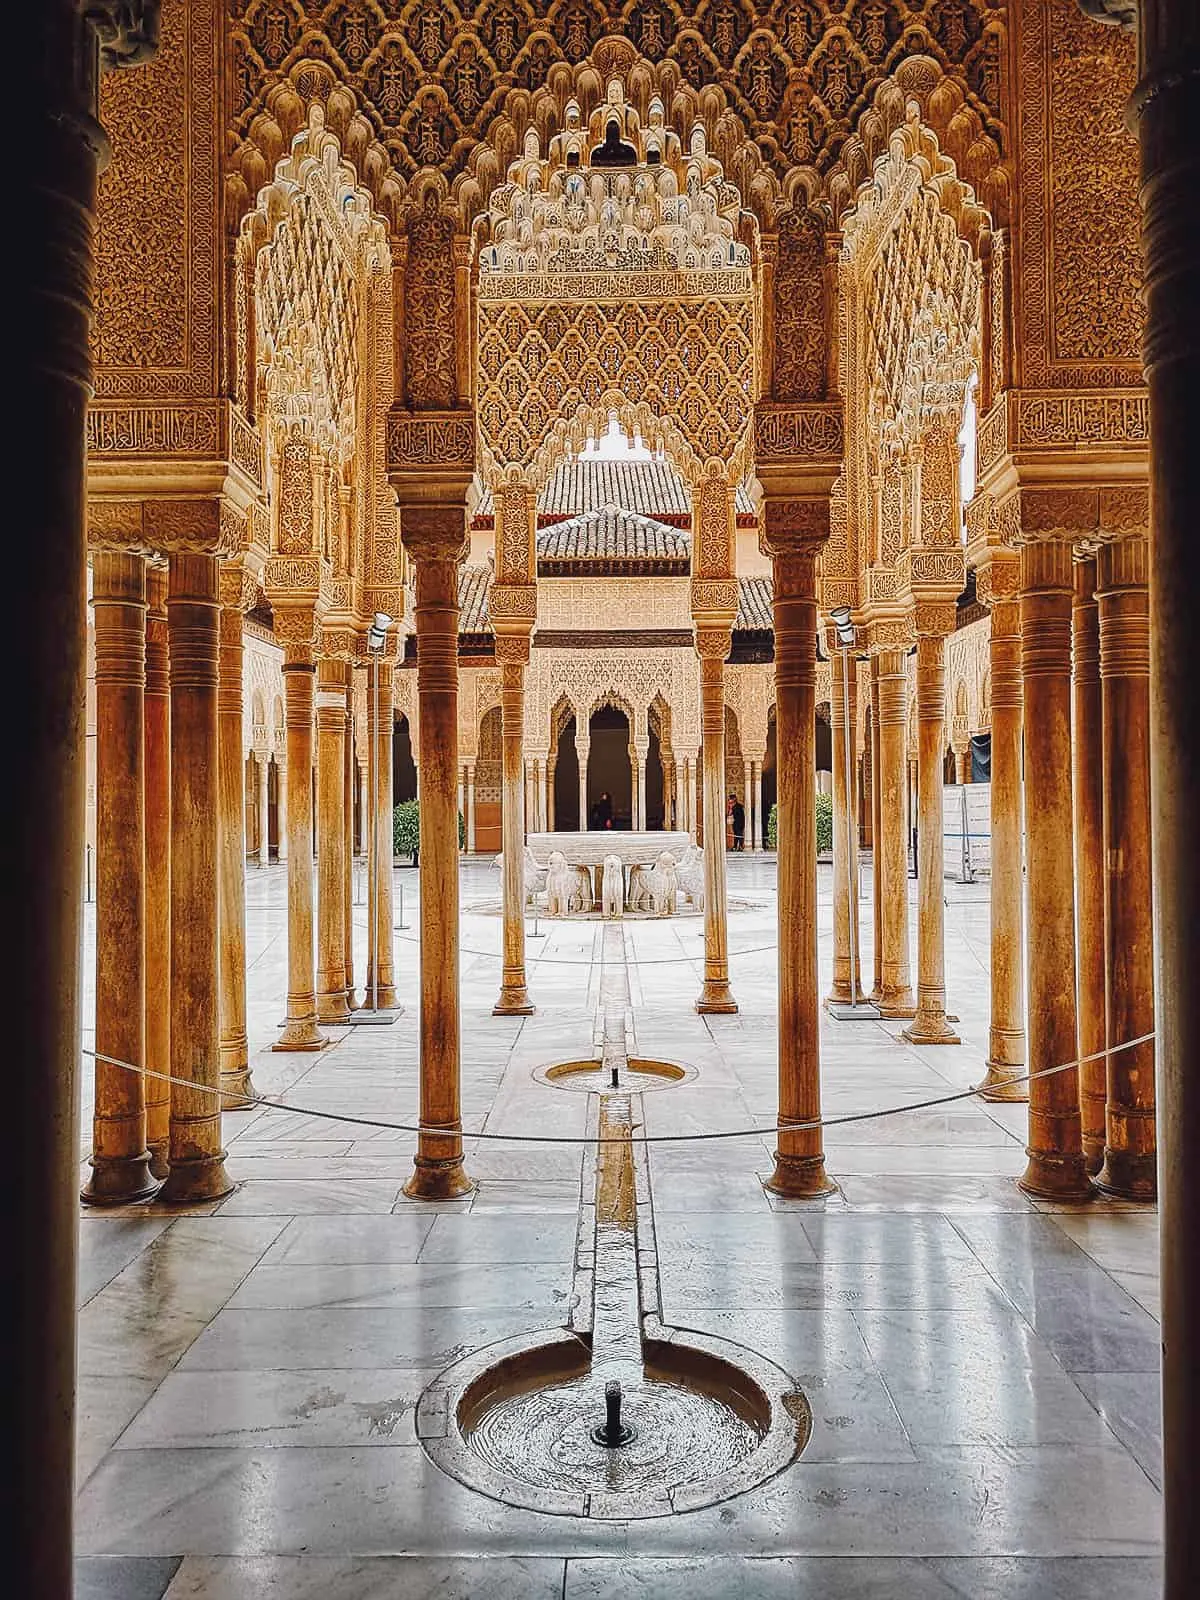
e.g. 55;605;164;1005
418;929;810;1517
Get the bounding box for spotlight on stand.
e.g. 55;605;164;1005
348;612;400;1027
825;604;879;1021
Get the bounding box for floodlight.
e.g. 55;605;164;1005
367;611;393;652
829;604;856;648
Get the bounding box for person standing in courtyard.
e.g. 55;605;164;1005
731;793;745;851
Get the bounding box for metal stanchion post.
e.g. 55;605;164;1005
348;614;399;1027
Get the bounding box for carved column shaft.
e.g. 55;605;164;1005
876;649;915;1016
343;665;357;1008
367;661;396;1006
1137;9;1200;1579
217;589;250;1102
828;644;861;1003
546;757;556;832
465;760;476;851
979;587;1027;1100
495;647;533;1016
1072;558;1106;1161
144;565;172;1175
275;631;325;1051
869;660;883;1001
403;517;472;1199
1096;534;1156;1199
316;655;350;1024
765;539;831;1196
903;631;959;1044
161;551;232;1202
696;640;737;1013
1018;539;1090;1200
257;749;270;868
577;738;589;831
753;760;764;853
83;549;155;1203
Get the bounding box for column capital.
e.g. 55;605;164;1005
489;582;538;641
690;577;738;633
911;598;958;639
219;562;257;615
694;624;733;661
400;504;468;567
759;497;830;561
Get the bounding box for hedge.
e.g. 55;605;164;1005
392;799;465;860
766;794;833;854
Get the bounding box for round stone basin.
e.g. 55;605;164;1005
417;1325;810;1518
536;1057;693;1093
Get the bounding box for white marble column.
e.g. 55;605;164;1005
753;759;764;852
635;741;648;831
257;749;270;867
577;737;590;830
465;760;476;852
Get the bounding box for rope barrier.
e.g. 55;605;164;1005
81;1031;1156;1148
398;934;779;966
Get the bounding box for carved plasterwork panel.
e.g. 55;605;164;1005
946;614;991;734
534;576;692;632
243;627;285;757
1012;0;1142;390
96;0;219;400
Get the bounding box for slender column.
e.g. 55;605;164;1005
1018;538;1090;1199
546;757;556;831
764;532;831;1194
403;512;472;1198
465;760;476;851
343;665;357;1008
637;742;649;833
577;737;590;830
753;759;764;852
161;550;233;1201
978;572;1027;1100
876;649;916;1016
217;580;251;1103
316;655;350;1024
82;549;155;1203
677;758;688;836
144;565;172;1177
273;624;326;1051
1072;557;1106;1161
827;643;861;1004
276;755;287;861
257;749;270;866
367;661;397;1006
742;758;752;851
695;635;737;1013
1096;535;1156;1199
1136;8;1200;1582
869;659;884;1002
494;643;533;1015
457;766;466;849
903;629;959;1043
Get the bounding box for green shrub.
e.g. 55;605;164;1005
766;796;833;853
815;790;834;854
392;800;466;860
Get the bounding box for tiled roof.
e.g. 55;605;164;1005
475;460;755;519
458;564;491;634
537;505;690;568
736;575;773;631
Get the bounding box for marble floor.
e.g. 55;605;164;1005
75;854;1162;1597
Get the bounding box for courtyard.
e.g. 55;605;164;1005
74;856;1162;1597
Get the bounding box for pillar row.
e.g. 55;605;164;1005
343;663;357;1009
366;659;397;1008
868;657;884;1003
274;622;326;1053
827;641;862;1004
316;654;350;1025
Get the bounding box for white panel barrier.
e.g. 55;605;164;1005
942;783;993;882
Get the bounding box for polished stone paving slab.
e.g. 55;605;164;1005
75;858;1162;1592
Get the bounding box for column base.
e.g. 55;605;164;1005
1094;1148;1158;1202
877;987;916;1019
158;1151;234;1204
317;993;352;1024
976;1060;1029;1103
345;988;359;1012
80;1153;159;1207
219;1067;255;1111
696;980;738;1014
493;985;535;1017
1082;1137;1105;1175
764;1153;838;1199
365;981;397;1010
147;1140;170;1181
1018;1150;1094;1202
272;1012;328;1051
403;1154;475;1200
902;1011;961;1045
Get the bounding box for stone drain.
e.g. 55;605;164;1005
417;928;811;1519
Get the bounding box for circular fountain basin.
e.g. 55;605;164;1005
416;1324;811;1518
535;1057;694;1094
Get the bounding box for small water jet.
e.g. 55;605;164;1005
591;1380;636;1448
